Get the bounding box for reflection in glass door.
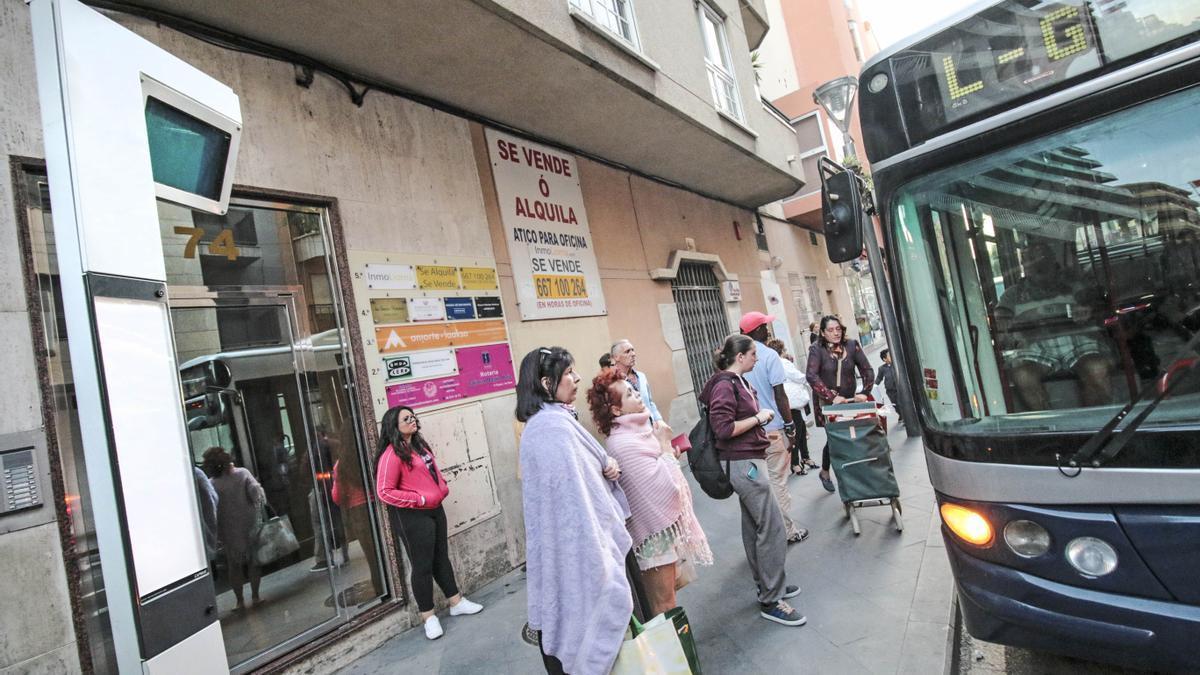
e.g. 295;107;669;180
174;297;340;668
160;196;388;671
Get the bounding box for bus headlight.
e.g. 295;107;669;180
940;503;993;546
1003;520;1051;558
1066;537;1118;577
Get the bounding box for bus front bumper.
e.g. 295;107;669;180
946;537;1200;673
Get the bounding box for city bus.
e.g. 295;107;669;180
820;0;1200;670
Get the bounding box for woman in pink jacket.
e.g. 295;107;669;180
375;405;482;639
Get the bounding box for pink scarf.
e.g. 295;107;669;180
607;412;713;565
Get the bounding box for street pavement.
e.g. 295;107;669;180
340;344;957;674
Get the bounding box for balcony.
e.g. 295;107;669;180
739;0;770;50
117;0;802;207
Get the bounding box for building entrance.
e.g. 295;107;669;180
17;168;388;673
160;199;387;672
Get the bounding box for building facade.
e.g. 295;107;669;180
0;0;859;672
755;0;885;344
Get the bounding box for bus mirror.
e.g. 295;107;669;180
819;158;865;264
204;359;232;389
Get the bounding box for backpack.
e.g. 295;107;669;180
687;379;741;500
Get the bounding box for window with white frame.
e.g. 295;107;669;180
569;0;640;49
697;3;743;121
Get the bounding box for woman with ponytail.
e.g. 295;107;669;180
697;334;807;628
375;405;482;640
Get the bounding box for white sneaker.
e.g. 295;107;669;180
449;597;483;616
424;616;444;640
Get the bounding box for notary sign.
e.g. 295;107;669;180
486;128;607;321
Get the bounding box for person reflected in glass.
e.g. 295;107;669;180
806;316;874;494
193;465;219;563
330;428;383;599
516;346;633;674
586;370;713;618
203;447;264;611
307;425;346;572
375;406;482;640
994;241;1114;411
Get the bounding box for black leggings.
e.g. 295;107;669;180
788;409;810;467
394;505;459;612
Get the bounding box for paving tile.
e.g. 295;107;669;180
338;342;955;674
897;620;953;675
844;630;906;675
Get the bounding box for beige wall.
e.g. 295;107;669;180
0;1;827;672
471;123;779;438
0;2;81;672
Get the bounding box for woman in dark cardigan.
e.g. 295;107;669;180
805;315;874;493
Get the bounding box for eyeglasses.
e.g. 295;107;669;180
400;415;418;424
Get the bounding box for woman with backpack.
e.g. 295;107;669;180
697;334;806;628
806;315;875;493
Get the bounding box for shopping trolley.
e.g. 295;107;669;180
823;402;902;535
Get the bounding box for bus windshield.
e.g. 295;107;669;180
891;85;1200;441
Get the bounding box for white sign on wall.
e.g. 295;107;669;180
485;129;607;321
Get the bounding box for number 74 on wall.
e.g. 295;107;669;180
173;226;240;261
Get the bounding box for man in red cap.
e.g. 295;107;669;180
740;311;808;544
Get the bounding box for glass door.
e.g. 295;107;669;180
173;292;343;669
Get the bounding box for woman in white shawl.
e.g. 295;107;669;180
516;346;632;675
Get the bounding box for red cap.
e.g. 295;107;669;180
739;311;775;334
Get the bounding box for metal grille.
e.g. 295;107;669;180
671;262;730;401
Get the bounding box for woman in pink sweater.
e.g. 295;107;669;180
587;369;712;617
375;405;482;640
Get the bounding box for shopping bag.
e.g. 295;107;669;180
611;613;692;675
254;508;300;566
665;607;702;675
674;559;696;591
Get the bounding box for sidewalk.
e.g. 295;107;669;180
340;348;955;675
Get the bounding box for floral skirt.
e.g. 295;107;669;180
634;523;682;571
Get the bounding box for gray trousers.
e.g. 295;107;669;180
729;458;788;605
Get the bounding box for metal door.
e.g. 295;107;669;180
671;262;730;400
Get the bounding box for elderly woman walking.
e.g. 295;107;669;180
516;346;633;675
587;369;713;617
203;447;264;611
806;315;874;493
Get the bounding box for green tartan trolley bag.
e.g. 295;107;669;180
823;402;903;535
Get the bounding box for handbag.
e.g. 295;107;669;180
253;505;300;566
674;559;697;591
611;612;693;675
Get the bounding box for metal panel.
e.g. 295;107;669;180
671;263;730;404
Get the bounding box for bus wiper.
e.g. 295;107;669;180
1066;328;1200;472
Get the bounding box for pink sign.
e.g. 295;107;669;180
385;343;515;410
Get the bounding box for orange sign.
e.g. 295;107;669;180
375;320;508;354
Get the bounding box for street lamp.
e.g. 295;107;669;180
813;75;859;159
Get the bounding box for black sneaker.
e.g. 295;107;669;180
309;561;329;573
787;528;810;544
760;601;807;626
